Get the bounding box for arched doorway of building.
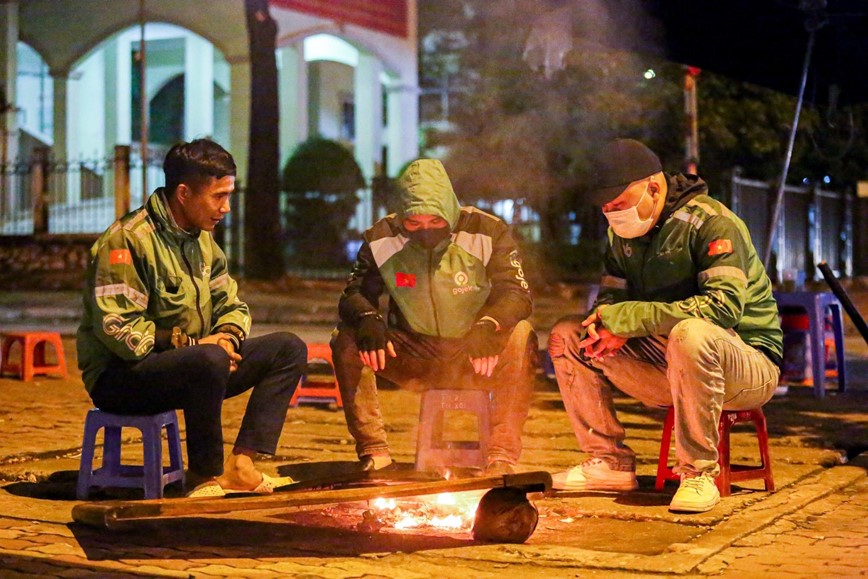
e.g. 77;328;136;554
65;23;230;206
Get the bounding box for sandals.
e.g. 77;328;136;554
222;473;295;495
185;481;226;498
185;473;295;497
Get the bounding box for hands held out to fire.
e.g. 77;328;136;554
355;316;506;378
577;305;627;360
356;314;396;372
465;319;507;378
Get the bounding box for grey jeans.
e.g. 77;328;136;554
549;316;780;476
331;320;538;465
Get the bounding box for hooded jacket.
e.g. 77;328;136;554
594;174;783;362
339;159;532;338
76;189;251;392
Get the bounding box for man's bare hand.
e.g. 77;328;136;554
582;327;627;360
200;332;242;372
470;355;499;378
577;305;624;359
359;341;397;372
578;305;606;350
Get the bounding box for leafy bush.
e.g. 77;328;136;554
282;137;365;268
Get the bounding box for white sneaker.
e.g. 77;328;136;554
552;458;638;491
669;472;720;513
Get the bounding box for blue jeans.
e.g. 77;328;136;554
331;321;537;465
91;332;307;477
549;317;779;476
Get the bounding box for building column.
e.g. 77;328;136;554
228;57;250;186
0;0;18;165
386;83;419;177
277;42;307;169
104;37;132;152
353;52;383;230
184;34;214;140
51;72;72;203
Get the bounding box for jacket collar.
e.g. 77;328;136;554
644;173;708;237
147;188;200;241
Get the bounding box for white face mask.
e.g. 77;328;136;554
604;181;656;239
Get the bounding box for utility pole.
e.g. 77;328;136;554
139;0;148;197
684;66;700;174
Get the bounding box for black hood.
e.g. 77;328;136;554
654;173;708;229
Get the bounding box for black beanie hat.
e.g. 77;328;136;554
588;139;662;205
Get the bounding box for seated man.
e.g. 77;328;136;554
77;139;307;497
331;159;537;476
549;139;782;512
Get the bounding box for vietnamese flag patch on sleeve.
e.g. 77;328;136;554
396;272;416;288
109;249;132;265
708;239;733;256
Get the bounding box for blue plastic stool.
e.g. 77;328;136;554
773;291;846;398
76;409;185;500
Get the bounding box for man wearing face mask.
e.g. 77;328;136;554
548;139;782;513
331;159;536;476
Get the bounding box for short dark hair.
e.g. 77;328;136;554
163;139;236;196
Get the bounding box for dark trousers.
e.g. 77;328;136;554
330;321;537;464
91;332;307;477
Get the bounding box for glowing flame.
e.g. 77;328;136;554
369;490;485;532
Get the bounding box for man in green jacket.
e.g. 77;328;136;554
331;159;536;476
77;139;307;497
548;139;782;512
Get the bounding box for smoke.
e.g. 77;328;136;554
429;0;681;271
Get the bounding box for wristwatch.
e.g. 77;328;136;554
171;326;187;349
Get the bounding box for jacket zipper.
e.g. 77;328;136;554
181;239;206;333
427;249;441;336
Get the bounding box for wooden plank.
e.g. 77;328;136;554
72;471;552;529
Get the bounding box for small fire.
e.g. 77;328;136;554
368;491;485;532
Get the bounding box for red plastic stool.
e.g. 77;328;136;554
290;343;343;408
1;331;68;381
655;406;774;497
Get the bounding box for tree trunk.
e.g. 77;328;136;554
243;0;283;279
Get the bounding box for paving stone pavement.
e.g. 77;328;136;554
0;283;866;577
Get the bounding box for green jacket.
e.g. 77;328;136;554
595;174;783;362
76;189;251;392
339;159;532;337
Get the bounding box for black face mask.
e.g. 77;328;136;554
406;227;451;249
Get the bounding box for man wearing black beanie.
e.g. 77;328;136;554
548;139;782;513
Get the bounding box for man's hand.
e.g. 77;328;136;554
465;320;507;378
356;315;396;372
577;305;626;360
200;332;243;372
580;327;627;359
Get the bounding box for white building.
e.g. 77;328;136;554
2;0;418;231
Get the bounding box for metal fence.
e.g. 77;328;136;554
728;168;852;282
0;145;165;236
0;153;854;283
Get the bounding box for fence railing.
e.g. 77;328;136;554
728;168;852;282
0;145;165;236
0;153;854;284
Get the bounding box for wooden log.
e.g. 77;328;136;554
72;471;552;529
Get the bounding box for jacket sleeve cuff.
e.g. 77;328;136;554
213;323;246;350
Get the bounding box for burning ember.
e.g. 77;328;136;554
361;490;486;533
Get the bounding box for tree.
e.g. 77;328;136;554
244;0;283;279
282;137;365;268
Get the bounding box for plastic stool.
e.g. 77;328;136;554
76;409;185;500
773;291;846;398
290;343;343;408
1;331;67;381
655;407;774;497
415;389;491;472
